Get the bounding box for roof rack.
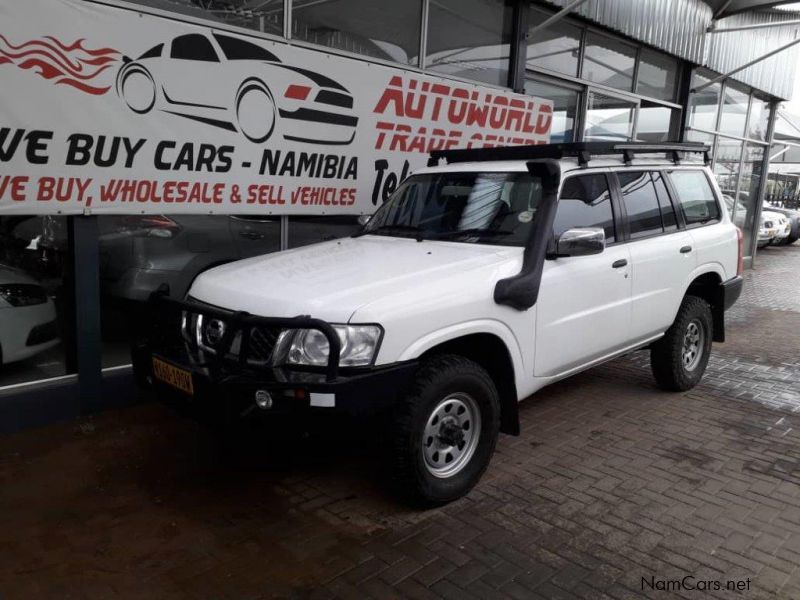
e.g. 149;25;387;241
427;141;712;168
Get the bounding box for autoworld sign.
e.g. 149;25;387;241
0;0;553;215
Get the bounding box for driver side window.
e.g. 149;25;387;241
554;174;616;243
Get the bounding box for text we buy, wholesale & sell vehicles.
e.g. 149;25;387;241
134;142;744;505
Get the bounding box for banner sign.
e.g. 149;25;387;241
0;0;553;215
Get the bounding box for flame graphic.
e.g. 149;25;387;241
0;34;120;95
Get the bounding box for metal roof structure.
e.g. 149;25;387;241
704;0;800;17
541;0;800;99
130;0;800;99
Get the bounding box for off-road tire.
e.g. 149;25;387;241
650;295;713;392
392;354;500;506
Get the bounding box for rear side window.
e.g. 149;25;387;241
214;34;280;62
668;170;720;225
617;171;662;239
555;174;615;243
171;34;219;62
139;44;163;60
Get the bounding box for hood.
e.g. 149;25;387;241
761;210;784;224
765;204;800;219
188;236;517;322
0;264;39;286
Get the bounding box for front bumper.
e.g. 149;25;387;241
133;294;417;420
133;344;417;419
721;275;744;311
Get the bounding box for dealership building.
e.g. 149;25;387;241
1;0;800;428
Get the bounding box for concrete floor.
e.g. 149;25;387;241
1;245;800;599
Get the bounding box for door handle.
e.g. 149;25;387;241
239;231;265;240
612;259;628;268
680;245;693;253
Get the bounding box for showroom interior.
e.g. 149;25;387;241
2;0;800;429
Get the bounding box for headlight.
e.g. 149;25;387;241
0;284;48;307
274;325;382;367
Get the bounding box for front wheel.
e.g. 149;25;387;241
650;295;713;391
392;355;500;505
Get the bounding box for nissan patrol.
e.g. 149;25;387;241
134;142;744;505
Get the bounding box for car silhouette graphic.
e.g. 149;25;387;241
115;32;359;145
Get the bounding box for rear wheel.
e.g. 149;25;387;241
119;65;156;114
392;355;499;505
650;295;713;391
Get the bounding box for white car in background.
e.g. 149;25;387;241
0;265;59;367
772;213;792;245
758;210;785;248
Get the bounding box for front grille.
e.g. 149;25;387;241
315;89;353;109
26;320;58;346
246;326;282;363
181;305;284;366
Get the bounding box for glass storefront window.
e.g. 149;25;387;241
688;71;721;132
131;0;284;36
584;92;635;141
293;0;422;65
685;129;715;145
288;216;360;249
582;32;636;92
713;137;743;204
526;7;582;77
637;102;679;143
739;144;765;255
426;0;513;87
0;216;71;387
524;79;580;142
719;82;750;138
637;49;679;101
748;96;771;142
98;215;281;368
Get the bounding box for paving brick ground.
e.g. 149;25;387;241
2;245;800;599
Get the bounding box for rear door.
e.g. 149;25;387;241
535;172;633;377
667;169;736;278
163;34;227;110
614;170;696;341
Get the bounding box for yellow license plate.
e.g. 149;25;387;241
152;357;194;396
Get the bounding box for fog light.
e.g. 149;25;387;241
255;390;273;410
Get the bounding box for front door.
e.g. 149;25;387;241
535;172;633;377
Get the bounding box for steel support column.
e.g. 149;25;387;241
750;101;779;266
509;0;530;93
67;215;102;414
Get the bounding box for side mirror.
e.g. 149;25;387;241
556;227;605;257
357;214;372;226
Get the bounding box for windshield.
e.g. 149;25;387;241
361;171;543;246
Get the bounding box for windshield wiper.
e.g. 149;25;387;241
426;228;515;240
354;224;425;240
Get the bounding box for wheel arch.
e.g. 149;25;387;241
682;266;726;343
235;76;277;143
414;331;522;436
116;62;156;114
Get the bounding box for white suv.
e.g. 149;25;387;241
135;142;744;505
